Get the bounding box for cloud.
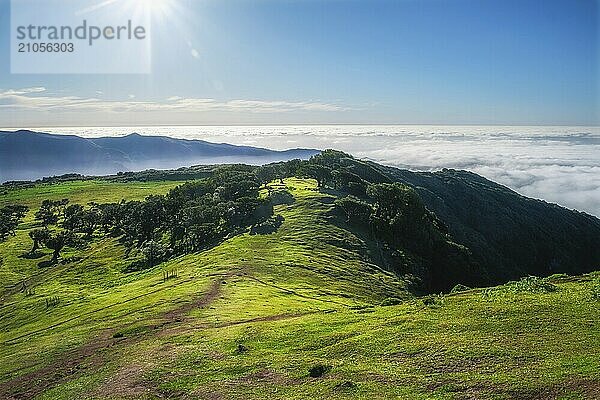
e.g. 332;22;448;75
0;87;46;96
0;87;348;114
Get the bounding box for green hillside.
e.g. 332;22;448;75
1;174;599;399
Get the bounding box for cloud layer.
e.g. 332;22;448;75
37;125;598;217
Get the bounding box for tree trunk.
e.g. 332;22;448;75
51;249;60;264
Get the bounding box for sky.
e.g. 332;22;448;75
0;0;598;126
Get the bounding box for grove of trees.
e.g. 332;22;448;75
18;166;275;268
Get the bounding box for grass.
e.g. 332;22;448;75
0;180;184;287
0;178;598;399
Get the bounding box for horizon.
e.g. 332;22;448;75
2;123;600;131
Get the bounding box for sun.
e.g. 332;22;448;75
78;0;178;24
137;0;176;20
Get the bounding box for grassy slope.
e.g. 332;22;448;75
0;178;598;399
0;180;184;287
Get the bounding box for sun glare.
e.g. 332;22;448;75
134;0;176;22
78;0;178;24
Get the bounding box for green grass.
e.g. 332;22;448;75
0;180;183;208
0;180;184;287
1;178;598;399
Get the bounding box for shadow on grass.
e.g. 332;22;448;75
20;251;46;260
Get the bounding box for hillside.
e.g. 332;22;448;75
0;131;318;182
318;154;600;288
0;154;599;399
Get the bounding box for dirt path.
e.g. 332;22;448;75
0;277;226;400
0;270;342;399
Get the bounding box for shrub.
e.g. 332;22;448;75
268;190;295;206
250;215;284;235
380;297;403;306
506;276;557;293
422;294;445;307
113;325;149;338
235;344;249;354
591;280;600;301
309;364;332;378
545;273;569;282
482;276;557;298
334;381;357;391
44;296;60;309
450;284;471;293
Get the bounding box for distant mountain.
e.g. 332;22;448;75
0;130;318;182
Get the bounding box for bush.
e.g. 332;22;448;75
422;294;445;307
450;284;471;293
506;276;557;293
334;380;357;391
250;215;284;235
235;344;249;354
309;364;332;378
268;190;294;206
482;276;557;298
545;273;569;282
591;280;600;301
380;297;403;306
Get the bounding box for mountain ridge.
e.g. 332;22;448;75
0;130;319;182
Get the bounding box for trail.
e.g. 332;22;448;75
0;269;349;399
2;274;199;345
0;277;225;400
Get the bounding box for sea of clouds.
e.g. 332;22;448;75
37;125;600;217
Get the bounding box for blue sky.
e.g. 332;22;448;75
0;0;598;126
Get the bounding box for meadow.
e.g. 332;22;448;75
0;178;598;399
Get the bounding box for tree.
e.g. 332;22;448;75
332;170;366;195
297;164;332;188
35;200;60;226
0;204;29;240
183;223;218;252
78;209;100;238
62;204;84;231
335;196;372;224
310;149;350;169
367;183;425;226
94;203;122;234
46;231;71;264
28;228;50;254
141;240;167;267
56;198;70;219
255;165;276;186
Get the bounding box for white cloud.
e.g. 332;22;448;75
0;88;348;114
0;87;46;96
